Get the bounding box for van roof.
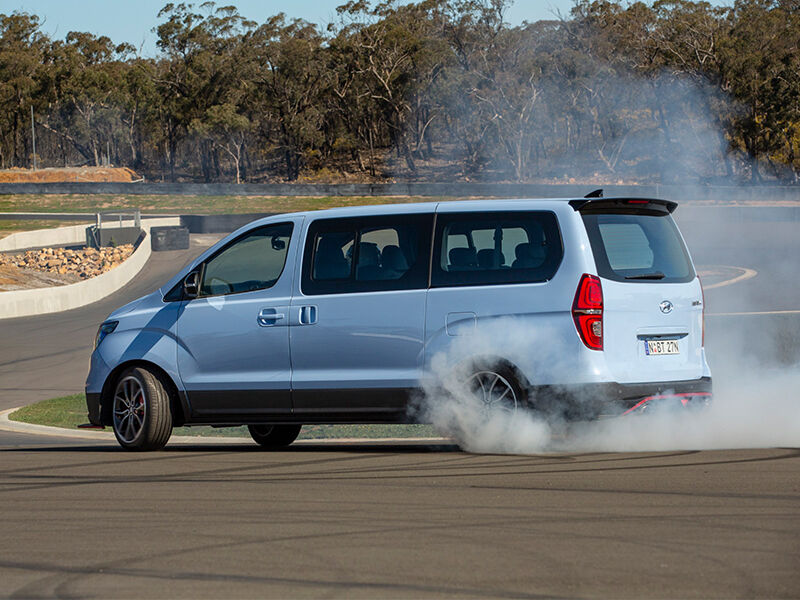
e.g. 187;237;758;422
268;196;676;222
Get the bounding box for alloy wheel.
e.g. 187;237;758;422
113;375;147;444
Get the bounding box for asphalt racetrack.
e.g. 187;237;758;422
1;211;798;598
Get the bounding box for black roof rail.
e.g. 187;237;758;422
584;188;603;198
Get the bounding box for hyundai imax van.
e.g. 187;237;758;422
86;196;711;450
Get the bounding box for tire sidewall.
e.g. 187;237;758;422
112;366;172;451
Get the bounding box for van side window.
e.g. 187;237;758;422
313;230;355;280
302;215;432;295
432;211;563;287
199;222;293;297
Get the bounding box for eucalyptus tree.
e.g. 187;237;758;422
35;32;133;167
246;15;327;181
0;12;47;168
330;1;452;173
718;0;800;180
154;2;256;180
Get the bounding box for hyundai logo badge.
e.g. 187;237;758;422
660;300;673;314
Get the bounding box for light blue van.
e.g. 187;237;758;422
86;197;712;450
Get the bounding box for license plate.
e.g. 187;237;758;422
645;339;680;355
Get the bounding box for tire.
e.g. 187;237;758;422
465;362;529;416
111;366;173;451
247;424;302;449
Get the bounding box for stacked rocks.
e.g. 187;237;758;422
0;244;135;279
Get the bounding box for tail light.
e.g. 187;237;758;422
573;274;603;350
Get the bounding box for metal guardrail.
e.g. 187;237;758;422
86;210;142;249
96;210;141;229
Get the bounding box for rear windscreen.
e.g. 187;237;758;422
581;212;695;283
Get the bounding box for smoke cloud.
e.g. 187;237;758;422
416;321;800;454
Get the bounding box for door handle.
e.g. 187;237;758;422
257;308;285;326
299;305;317;325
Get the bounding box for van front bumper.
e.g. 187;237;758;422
535;376;712;420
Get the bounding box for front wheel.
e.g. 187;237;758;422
248;424;302;449
112;366;173;451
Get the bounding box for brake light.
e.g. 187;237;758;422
573;274;603;350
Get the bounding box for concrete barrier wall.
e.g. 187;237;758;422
0;217;180;320
0;221;92;251
1;181;799;201
180;213;276;233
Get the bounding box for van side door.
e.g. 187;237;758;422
424;209;566;377
289;213;433;420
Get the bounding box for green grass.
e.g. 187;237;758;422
0;194;474;216
11;394;88;429
10;394;440;439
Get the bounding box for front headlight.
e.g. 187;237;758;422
94;320;118;350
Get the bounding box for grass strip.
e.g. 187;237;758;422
9;394;439;439
0;194;475;216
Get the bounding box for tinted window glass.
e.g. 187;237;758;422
356;226;417;282
432;211;563;287
302;215;432;295
199;223;293;296
312;230;354;280
582;213;694;283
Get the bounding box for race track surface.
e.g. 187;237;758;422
1;440;798;598
1;215;798;598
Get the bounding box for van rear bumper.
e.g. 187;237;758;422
534;376;712;420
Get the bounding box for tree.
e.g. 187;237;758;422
247;16;326;180
154;2;255;181
0;12;46;168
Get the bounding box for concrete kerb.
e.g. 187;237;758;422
0;407;451;445
0;217;180;319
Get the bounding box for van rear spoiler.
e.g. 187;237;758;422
569;198;678;214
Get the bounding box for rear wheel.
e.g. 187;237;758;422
466;364;528;417
112;366;173;451
247;424;302;449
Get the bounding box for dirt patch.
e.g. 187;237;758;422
0;264;80;291
0;167;139;183
0;245;135;291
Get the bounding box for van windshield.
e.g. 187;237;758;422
581;212;695;283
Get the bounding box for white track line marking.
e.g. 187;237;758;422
707;310;800;317
702;266;758;290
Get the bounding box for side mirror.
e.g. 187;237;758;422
183;271;200;299
271;235;286;251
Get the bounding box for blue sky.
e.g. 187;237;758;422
6;1;576;54
6;1;730;56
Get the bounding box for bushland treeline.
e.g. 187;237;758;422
1;0;798;183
